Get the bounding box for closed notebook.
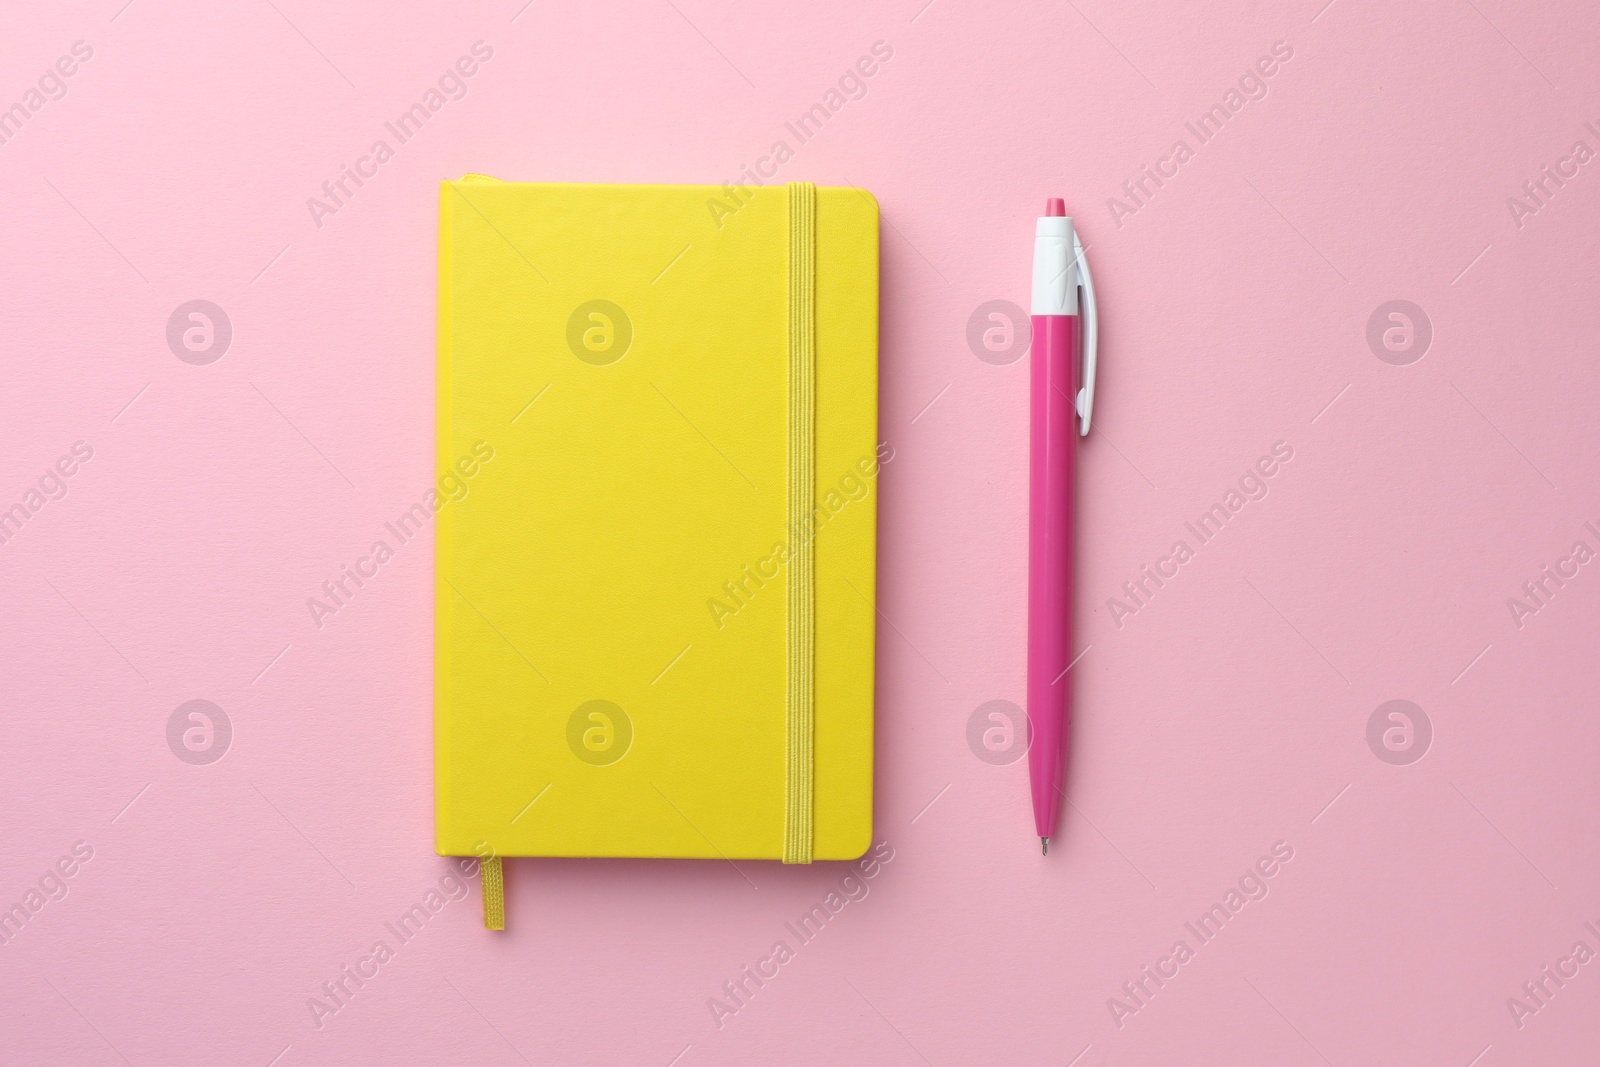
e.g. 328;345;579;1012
435;178;880;916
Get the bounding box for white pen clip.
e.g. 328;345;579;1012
1073;232;1097;436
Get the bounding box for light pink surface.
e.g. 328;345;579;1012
3;1;1599;1065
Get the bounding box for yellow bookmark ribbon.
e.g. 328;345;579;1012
482;855;505;930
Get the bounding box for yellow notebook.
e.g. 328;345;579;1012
435;179;880;905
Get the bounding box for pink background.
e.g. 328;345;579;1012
3;0;1599;1064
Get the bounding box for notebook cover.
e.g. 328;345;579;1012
435;180;879;860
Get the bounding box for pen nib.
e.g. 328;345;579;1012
1041;837;1050;856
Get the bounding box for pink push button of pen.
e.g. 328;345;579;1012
1028;198;1097;855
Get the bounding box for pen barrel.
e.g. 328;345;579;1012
1027;314;1079;842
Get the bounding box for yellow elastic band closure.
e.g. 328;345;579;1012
784;182;817;865
482;856;505;930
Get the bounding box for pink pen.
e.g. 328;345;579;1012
1028;198;1097;855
